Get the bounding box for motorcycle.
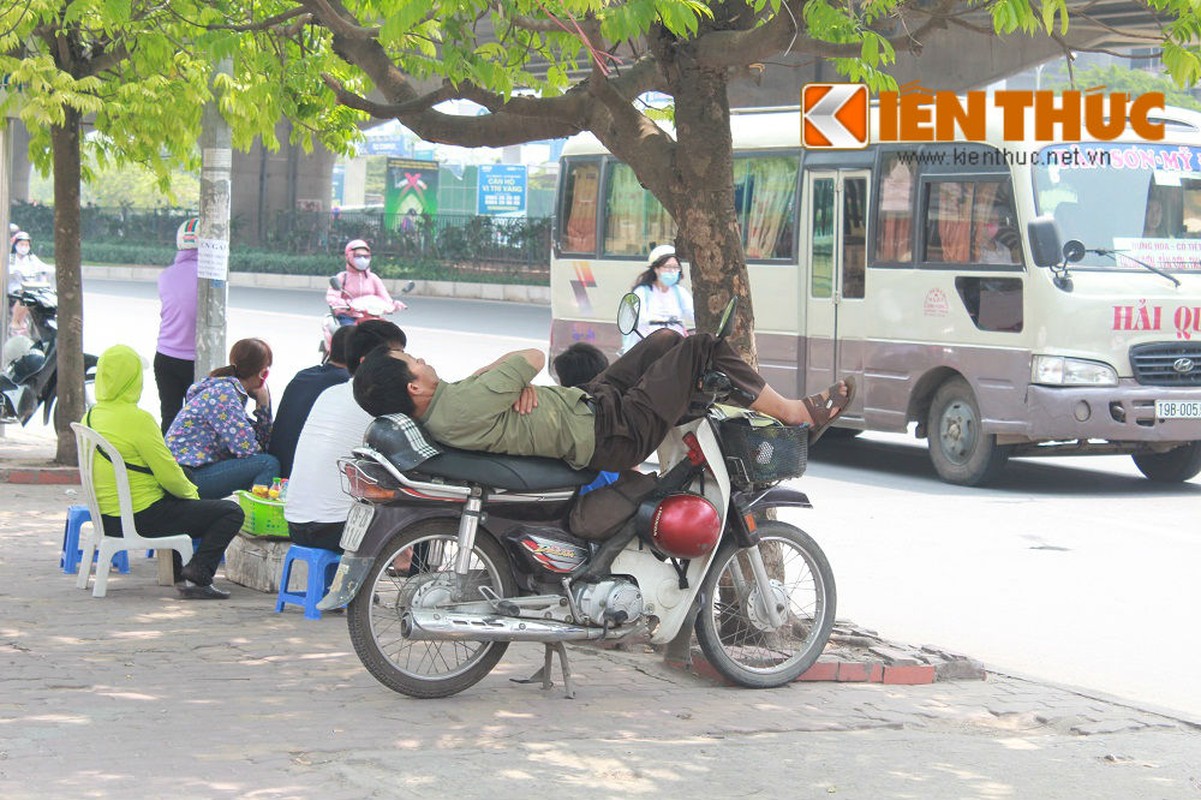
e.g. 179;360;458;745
1;281;98;425
318;276;415;363
319;293;837;698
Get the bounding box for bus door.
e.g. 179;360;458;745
803;170;868;412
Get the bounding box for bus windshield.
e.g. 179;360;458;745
1033;142;1201;272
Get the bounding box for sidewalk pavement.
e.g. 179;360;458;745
2;465;1199;797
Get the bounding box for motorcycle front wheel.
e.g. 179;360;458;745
695;521;836;688
347;518;516;699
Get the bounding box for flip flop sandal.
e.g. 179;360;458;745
802;376;856;446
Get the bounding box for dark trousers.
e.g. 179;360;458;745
582;330;766;471
154;352;194;434
102;496;243;580
287;521;345;554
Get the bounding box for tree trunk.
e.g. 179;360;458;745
659;49;759;367
51;109;84;465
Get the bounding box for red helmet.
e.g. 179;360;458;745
649;494;721;559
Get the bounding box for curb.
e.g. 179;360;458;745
0;465;80;485
82;265;552;305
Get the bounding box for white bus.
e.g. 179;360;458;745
549;105;1201;485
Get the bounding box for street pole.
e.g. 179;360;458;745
195;58;233;378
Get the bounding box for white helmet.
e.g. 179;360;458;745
177;217;200;250
647;244;676;269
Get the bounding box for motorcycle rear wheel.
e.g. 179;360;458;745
695;521;836;688
347;519;516;699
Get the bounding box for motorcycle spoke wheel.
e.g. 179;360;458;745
347;519;515;699
695;521;836;689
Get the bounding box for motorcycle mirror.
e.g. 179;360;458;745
402;280;416;294
716;296;738;340
328;275;343;291
617;293;640;336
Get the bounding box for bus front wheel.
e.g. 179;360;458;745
1132;441;1201;483
927;377;1011;486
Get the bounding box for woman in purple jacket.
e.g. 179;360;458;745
166;338;280;500
154;218;200;433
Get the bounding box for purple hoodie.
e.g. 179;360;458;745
156;249;198;360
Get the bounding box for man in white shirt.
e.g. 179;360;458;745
284;320;406;552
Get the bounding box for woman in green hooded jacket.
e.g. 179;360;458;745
84;344;243;599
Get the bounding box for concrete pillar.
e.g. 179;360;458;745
230;124;336;246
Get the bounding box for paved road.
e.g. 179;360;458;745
27;278;1201;721
3;480;1199;799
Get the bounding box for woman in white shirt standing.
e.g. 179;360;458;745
622;244;695;353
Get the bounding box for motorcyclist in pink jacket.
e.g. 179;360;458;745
326;239;407;325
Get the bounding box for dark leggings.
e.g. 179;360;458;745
154;352;194;434
102;496;243;580
582;330;765;471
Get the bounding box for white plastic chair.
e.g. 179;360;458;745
71;422;193;598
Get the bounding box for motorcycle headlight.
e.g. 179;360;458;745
1031;355;1118;387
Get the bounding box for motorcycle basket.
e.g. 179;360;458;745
717;415;808;488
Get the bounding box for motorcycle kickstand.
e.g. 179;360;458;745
510;642;575;700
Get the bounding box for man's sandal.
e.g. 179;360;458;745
802;376;856;446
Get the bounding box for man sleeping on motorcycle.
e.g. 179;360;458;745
352;328;854;473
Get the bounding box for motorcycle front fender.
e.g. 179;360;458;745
318;504;463;608
747;486;812;512
317;554;374;610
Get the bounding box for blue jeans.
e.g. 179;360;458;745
185;454;281;500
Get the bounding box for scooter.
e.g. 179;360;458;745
318;277;415;362
1;281;98;425
320;293;836;698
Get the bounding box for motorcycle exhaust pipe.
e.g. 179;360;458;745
401;609;606;643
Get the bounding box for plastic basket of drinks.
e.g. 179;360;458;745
234;490;289;537
716;411;808;487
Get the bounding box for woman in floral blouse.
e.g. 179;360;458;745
166;338;280;499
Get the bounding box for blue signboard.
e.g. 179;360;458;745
477;165;527;215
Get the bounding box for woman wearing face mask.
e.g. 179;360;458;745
622;244;696;353
7;231;54;337
166;338;280;500
326;239;407;326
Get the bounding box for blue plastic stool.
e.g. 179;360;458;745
275;545;341;620
60;504;130;575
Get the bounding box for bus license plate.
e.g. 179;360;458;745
1155;400;1201;419
340;503;375;551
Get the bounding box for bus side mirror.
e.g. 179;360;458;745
1027;216;1061;268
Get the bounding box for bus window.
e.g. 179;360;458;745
736;156;799;260
811;177;835;297
603;162;675;256
875;154;913;263
922;179;1020;266
843;177;867;298
560;161;599;253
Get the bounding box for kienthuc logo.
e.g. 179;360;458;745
801;82;1167;149
801;84;869;149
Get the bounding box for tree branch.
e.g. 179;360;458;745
322;75;457;116
303;0;380;40
208;6;310;33
693;0;961;66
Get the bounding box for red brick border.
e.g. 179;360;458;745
0;467;80;485
671;650;947;687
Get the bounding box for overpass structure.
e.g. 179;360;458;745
5;2;1174;246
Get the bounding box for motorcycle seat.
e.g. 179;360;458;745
364;413;598;492
410;448;599;492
